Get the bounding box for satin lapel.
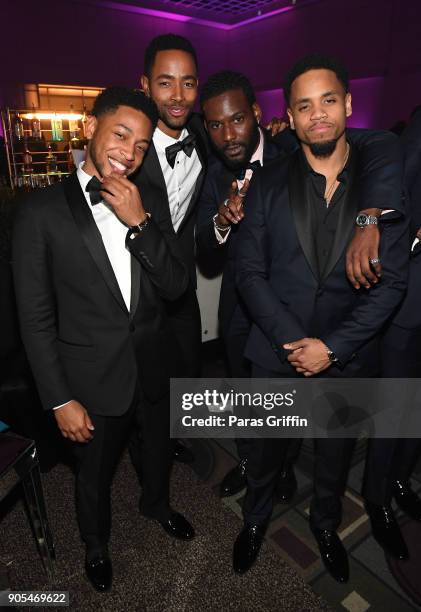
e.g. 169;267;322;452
129;255;141;319
288;155;319;280
141;143;169;206
62;173;128;314
321;152;359;283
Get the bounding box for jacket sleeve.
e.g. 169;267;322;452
12;198;72;410
128;184;188;301
346;128;404;216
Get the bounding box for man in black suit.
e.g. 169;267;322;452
196;69;408;507
12;87;194;592
380;107;421;519
234;55;408;581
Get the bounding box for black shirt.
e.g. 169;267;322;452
301;146;352;279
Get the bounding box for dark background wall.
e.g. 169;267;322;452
1;0;420;128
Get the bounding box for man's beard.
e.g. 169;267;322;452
303;128;345;158
160;108;192;132
218;124;260;171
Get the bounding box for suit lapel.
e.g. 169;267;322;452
141;143;169;207
129;255;141;318
321;151;359;283
62;173;128;314
288;154;319;280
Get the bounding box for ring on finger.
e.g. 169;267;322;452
369;258;381;265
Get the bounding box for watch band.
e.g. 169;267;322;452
356;213;378;227
127;213;151;240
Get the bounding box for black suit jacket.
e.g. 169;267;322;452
132;113;209;286
391;108;421;330
12;172;188;415
197;128;405;339
235;149;408;375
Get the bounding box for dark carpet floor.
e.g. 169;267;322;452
0;451;331;611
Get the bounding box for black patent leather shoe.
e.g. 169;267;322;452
159;512;195;540
220;459;247;498
394;480;421;522
233;523;266;574
366;502;409;560
173;440;195;464
85;555;112;592
276;464;297;503
312;528;349;583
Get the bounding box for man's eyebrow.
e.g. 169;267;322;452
115;124;150;144
155;73;197;80
295;91;339;104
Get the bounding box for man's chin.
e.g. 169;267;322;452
308;138;338;158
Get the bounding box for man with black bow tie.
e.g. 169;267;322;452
12;87;194;593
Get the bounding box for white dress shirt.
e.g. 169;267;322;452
214;127;265;244
54;163;132;410
153;127;202;232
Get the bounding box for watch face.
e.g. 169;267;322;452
356;214;368;226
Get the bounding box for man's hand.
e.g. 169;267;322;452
54;400;95;443
265;117;289;137
283;338;331;377
100;173;147;227
215;179;250;228
346;208;382;289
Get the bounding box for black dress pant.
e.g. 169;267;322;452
69;389;171;555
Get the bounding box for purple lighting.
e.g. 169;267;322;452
96;0;303;30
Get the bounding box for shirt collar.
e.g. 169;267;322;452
250;127;265;165
301;141;352;184
153;126;189;152
77;162;96;205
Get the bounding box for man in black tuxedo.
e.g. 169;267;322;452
196;69;408;507
12;87;194;592
379;107;421;519
234;55;408;580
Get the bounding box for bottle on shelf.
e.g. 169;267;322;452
81;104;88;138
68;104;80;140
30;104;42;140
46;144;58;173
51;113;63;141
14;113;25;141
23;144;33;173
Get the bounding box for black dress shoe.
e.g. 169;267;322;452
158;512;195;540
311;528;349;583
394;480;421;522
276;464;297;503
85;555;112;592
220;459;247;498
366;502;409;560
173;440;195;464
233;523;266;574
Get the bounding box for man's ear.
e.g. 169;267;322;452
141;74;150;97
85;115;97;140
252;102;262;125
345;92;352;118
287;108;295;130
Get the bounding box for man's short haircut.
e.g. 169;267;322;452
200;70;256;108
283;54;349;106
92;86;159;129
144;33;198;77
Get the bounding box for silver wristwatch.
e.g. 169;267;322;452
356;213;378;227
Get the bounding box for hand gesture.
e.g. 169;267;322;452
215;179;250;228
265;117;289;137
283;338;331;377
100;173;147;227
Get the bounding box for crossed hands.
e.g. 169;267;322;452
283;338;332;377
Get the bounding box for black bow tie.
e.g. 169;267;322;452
235;160;262;181
85;175;103;205
165;133;196;168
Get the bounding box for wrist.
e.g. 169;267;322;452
213;213;230;231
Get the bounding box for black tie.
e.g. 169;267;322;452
85;176;103;205
165;133;196;168
235;160;262;181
